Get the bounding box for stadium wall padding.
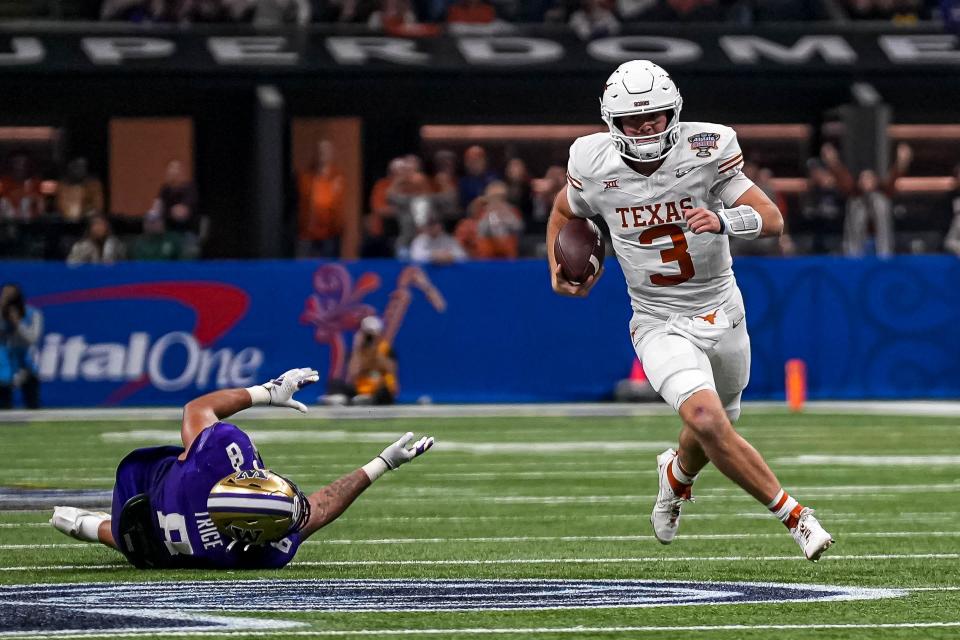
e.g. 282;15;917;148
4;256;959;406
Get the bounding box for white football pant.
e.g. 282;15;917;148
632;287;750;421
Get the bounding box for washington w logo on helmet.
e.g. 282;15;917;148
206;469;311;547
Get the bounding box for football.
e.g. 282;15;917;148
555;218;605;284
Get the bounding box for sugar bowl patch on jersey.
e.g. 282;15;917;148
688;132;721;158
207;469;310;546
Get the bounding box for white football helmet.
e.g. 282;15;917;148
600;60;683;162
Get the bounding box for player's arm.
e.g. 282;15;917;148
179;367;319;459
547;185;602;297
685;184;783;239
299;432;434;538
731;185;783;237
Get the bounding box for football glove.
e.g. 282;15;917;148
377;432;435;470
253;367;319;413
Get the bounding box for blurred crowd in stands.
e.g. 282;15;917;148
293;138;960;263
0;151;205;263
4;137;960;262
3;131;960;262
4;0;947;25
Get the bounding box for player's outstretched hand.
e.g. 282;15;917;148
261;367;320;413
377;432;435;470
551;263;603;298
684;207;722;235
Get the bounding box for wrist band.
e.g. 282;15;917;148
361;457;390;482
245;385;271;406
717;206;762;239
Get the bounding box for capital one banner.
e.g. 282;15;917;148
4;257;959;407
8;259;635;407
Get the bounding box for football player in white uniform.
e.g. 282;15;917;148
547;60;833;561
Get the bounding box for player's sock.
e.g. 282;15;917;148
767;489;805;530
77;512;109;542
667;455;697;496
51;507;110;543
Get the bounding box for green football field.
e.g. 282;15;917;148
1;409;959;639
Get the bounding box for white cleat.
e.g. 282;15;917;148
650;448;693;545
791;507;834;562
50;506;110;542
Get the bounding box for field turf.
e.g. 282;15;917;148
1;409;959;638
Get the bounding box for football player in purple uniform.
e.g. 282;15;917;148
50;367;434;569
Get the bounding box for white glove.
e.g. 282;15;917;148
378;432;435;470
248;367;319;413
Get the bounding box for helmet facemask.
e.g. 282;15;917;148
599;60;684;163
602;102;683;163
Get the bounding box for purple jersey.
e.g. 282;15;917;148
110;422;303;569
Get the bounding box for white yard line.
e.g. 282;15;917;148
99;432;679;454
775;455;960;466
290;553;960;566
3;511;943;528
5;531;960;551
1;512;952;529
3;400;960;423
3;553;959;571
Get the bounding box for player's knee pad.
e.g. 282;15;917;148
662;370;713;413
723;391;743;422
637;332;715;411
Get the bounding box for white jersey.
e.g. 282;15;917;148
566;122;754;318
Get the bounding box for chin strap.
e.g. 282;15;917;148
716;206;763;240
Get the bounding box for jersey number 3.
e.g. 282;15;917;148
639;224;695;286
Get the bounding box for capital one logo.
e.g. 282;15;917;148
31;282;262;403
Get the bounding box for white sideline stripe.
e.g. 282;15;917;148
4;553;958;571
8;531;960;551
9;511;949;528
100;430;404;444
776;455;960;466
342;512;954;524
5;400;960;422
291;553;960;566
420;470;653;479
312;531;960;545
481;484;960;503
8;622;960;639
100;431;677;454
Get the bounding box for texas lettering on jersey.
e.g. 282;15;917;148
616;197;693;229
566;122;753;318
